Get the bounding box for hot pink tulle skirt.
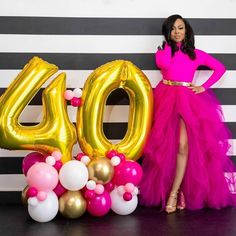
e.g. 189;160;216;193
139;81;236;210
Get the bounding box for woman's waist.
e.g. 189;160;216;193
162;79;193;87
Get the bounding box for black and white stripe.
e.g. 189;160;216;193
0;1;236;203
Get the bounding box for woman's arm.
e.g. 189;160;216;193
199;50;226;90
155;43;173;70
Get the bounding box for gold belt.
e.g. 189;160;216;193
163;79;193;87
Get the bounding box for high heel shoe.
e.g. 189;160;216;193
177;190;186;210
165;191;178;214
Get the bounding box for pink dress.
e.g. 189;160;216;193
139;43;236;210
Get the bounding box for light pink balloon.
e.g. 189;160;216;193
51;151;62;161
37;191;47;201
64;90;74;100
124;183;135;193
94;184;104;195
27;162;58;191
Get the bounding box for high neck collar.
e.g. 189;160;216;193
176;42;182;47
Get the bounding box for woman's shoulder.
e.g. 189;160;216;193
194;48;209;59
194;48;207;54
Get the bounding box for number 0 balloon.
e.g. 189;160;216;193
77;60;153;161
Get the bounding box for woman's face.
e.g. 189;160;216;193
170;18;186;43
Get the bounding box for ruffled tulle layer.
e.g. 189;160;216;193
139;81;236;210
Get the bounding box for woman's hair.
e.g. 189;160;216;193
162;14;196;60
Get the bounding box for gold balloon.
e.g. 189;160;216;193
21;185;29;207
0;57;77;163
59;191;86;219
87;157;114;184
77;60;153;161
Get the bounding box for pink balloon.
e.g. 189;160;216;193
123;192;133;201
27;162;58;191
53;181;67;197
22;152;45;176
26;187;38;198
87;190;111;217
75;152;85;161
117;153;126;162
106;150;118;159
84;190;95;199
124;183;135;193
51;151;62;161
104;182;115;192
71;97;82;107
112;160;143;186
94;184;104;195
64;90;74;100
37;191;47;201
53;160;63;171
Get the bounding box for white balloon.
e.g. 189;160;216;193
110;188;138;215
81;155;91;165
28;197;39;206
46;156;56;166
28;191;58;222
73;88;83;98
110;156;121;166
117;185;125;196
86;180;96;190
59;160;88;191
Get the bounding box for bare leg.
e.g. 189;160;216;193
166;118;188;213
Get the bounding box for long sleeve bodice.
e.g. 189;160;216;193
155;44;226;89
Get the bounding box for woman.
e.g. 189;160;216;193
139;14;236;213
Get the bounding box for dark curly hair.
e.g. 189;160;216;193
161;14;196;60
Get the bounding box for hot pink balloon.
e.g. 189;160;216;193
22;152;45;176
53;181;67;197
112;160;143;186
106;150;118;159
104;182;115;192
84;190;96;200
71;97;82;107
87;190;111;217
123;192;133;201
26;187;38;198
27;162;58;191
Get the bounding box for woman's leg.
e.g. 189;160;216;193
166;118;189;212
171;118;189;192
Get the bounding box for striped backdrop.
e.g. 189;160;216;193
0;0;236;203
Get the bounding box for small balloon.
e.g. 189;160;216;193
73;88;83;98
27;187;38;198
104;182;115;192
71;97;82;107
64;90;74;100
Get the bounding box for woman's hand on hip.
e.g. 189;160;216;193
189;85;205;94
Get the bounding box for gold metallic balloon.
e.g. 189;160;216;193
59;191;87;219
21;185;29;207
87;157;114;184
77;60;153;161
0;57;77;163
